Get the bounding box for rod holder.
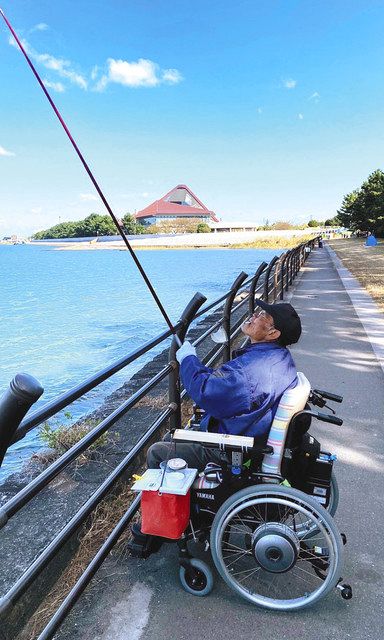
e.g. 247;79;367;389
222;271;248;363
168;292;207;431
0;373;44;468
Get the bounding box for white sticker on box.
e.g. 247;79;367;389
314;486;327;497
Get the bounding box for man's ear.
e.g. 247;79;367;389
267;327;281;342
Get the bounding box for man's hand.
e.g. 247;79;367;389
176;340;196;364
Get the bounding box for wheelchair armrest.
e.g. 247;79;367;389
173;429;255;450
172;430;273;464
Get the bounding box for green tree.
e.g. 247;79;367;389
324;216;340;227
33;220;79;239
122;213;137;234
196;223;211;233
78;213;117;236
337;169;384;236
271;220;294;230
307;219;320;227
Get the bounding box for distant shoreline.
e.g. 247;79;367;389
28;229;320;251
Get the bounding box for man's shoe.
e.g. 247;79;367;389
127;522;163;558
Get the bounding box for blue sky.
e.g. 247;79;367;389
1;0;384;236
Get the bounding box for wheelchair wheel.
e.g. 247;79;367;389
210;485;343;611
179;559;214;596
328;472;339;517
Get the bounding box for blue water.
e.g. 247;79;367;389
0;244;283;479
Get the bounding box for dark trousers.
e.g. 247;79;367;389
146;432;229;472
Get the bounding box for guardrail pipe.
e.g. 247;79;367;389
248;262;268;315
0;374;43;468
222;271;248;363
168;292;207;431
263;256;279;303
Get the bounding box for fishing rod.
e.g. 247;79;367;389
0;7;182;346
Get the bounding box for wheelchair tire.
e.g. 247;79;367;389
328;472;339;517
210;484;343;611
179;559;214;597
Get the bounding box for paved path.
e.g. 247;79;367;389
59;245;384;640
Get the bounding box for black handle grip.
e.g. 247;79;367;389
313;389;343;403
0;373;44;467
317;411;343;426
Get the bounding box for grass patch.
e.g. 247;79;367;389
229;234;317;249
328;238;384;313
39;413;118;464
130;234;318;250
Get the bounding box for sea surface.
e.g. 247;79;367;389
0;244;283;479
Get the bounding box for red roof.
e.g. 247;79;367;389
135;184;219;223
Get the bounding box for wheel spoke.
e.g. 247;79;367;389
224;549;253;568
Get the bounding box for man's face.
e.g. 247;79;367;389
241;308;281;344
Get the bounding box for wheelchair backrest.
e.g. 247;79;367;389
261;371;311;480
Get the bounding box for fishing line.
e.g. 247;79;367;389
0;7;182;346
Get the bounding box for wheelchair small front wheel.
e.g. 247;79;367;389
210;485;343;611
179;559;213;596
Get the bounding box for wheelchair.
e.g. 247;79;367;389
133;373;352;611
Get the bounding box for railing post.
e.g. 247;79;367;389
280;251;291;299
0;374;43;469
168;292;207;431
300;243;306;267
248;262;268;315
222;271;248;363
273;252;287;302
294;247;300;276
263;256;279;303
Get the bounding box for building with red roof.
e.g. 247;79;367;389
134;184;219;226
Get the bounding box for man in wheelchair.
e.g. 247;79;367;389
147;299;302;471
131;300;352;609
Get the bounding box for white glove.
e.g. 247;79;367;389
176;340;197;364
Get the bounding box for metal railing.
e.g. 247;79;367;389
0;236;318;639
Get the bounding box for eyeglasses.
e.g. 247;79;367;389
254;308;275;331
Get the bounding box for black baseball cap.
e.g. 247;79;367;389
255;299;302;346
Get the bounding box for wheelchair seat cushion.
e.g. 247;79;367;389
261;372;310;478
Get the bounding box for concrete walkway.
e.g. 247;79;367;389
59;245;384;640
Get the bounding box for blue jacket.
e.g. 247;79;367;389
180;342;297;444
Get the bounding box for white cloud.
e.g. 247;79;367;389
91;65;99;81
96;58;183;90
283;78;297;89
309;91;320;102
257;107;263;114
0;145;15;157
31;23;49;33
80;193;98;202
31;207;42;214
8;35;87;90
298;113;304;120
8;35;182;93
161;68;183;84
43;79;65;92
110;58;159;87
36;52;87;89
